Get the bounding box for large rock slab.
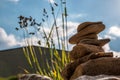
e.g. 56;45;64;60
70;57;120;80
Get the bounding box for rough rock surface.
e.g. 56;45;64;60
70;33;98;44
18;74;52;80
79;38;110;46
69;43;104;60
77;22;103;32
75;75;120;80
70;57;120;80
61;22;120;80
61;53;113;80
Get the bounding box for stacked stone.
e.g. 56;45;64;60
61;22;113;80
69;22;113;61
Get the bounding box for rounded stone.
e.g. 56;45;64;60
69;23;105;44
77;22;103;32
69;33;98;44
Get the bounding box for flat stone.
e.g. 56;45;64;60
77;22;103;32
69;33;98;44
70;57;120;80
69;43;104;60
79;38;110;46
89;52;113;59
69;23;105;44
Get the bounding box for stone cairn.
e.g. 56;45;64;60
61;22;120;80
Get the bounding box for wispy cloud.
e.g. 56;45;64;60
49;0;54;3
69;13;87;19
8;0;20;3
45;0;54;3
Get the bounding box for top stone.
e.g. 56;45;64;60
77;22;103;32
69;22;105;44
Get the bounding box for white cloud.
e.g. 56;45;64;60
0;27;21;50
43;18;79;40
100;25;120;57
8;0;20;3
56;19;79;40
101;25;120;40
45;0;54;4
108;26;120;37
0;20;79;51
49;0;54;3
103;43;120;57
104;34;116;40
56;18;79;34
102;43;111;52
0;27;47;50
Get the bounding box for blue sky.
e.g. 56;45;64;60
0;0;120;56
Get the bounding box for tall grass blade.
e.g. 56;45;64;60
22;47;33;68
